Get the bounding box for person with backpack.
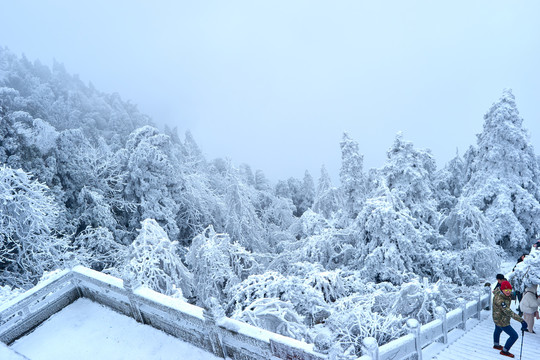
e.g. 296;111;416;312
520;284;540;334
492;280;528;358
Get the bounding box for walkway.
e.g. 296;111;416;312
424;310;540;360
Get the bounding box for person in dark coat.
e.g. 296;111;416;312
494;273;506;289
492;281;528;358
513;254;528;316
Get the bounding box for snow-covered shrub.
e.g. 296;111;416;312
124;218;193;299
295;230;355;270
460;242;500;280
74;226;126;271
428;246;499;286
325;295;405;357
228;270;330;326
288;262;347;302
235;298;307;340
186;225;259;308
13;115;59;155
387;278;441;323
428;250;478;286
296;209;329;238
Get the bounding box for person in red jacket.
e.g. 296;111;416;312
492;281;528;358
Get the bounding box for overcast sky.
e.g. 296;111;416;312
2;1;540;183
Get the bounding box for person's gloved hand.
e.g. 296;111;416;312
521;321;528;331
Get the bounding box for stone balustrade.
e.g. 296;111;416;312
0;266;326;360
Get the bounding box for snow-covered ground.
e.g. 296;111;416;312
10;298;221;360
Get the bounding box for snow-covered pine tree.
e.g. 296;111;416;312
352;179;428;284
313;165;343;220
121;126;182;243
381;133;445;249
434;150;465;217
222;164;266;252
462;89;540;250
340;132;366;220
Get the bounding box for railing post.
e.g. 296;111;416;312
458;297;467;330
70;270;83;299
435;306;448;344
203;297;227;359
473;291;482;319
362;337;379;360
406;318;422;360
123;277;144;324
486;285;493;311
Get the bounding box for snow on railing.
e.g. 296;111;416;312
0;269;80;344
359;287;492;360
0;267;493;360
0;266;327;360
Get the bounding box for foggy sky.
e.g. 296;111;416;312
2;1;540;183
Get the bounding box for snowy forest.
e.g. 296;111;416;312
1;47;540;358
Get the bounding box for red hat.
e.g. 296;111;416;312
500;281;512;291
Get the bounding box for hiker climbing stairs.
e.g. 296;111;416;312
426;310;540;359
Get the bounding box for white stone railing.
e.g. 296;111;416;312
359;286;492;360
0;267;493;360
0;266;327;360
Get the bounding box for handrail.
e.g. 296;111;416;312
359;287;492;360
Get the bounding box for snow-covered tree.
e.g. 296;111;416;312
340;133;366;219
381;133;444;249
221;165;266;252
313;165;343;220
443;196;494;249
74;226;126;272
124;219;193;299
186;225;259;308
462;89;540;250
352;180;429;284
55;129;127;238
0;166;67;288
434;150;465;216
285;172;315;217
122;126;181;242
508;248;540;291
